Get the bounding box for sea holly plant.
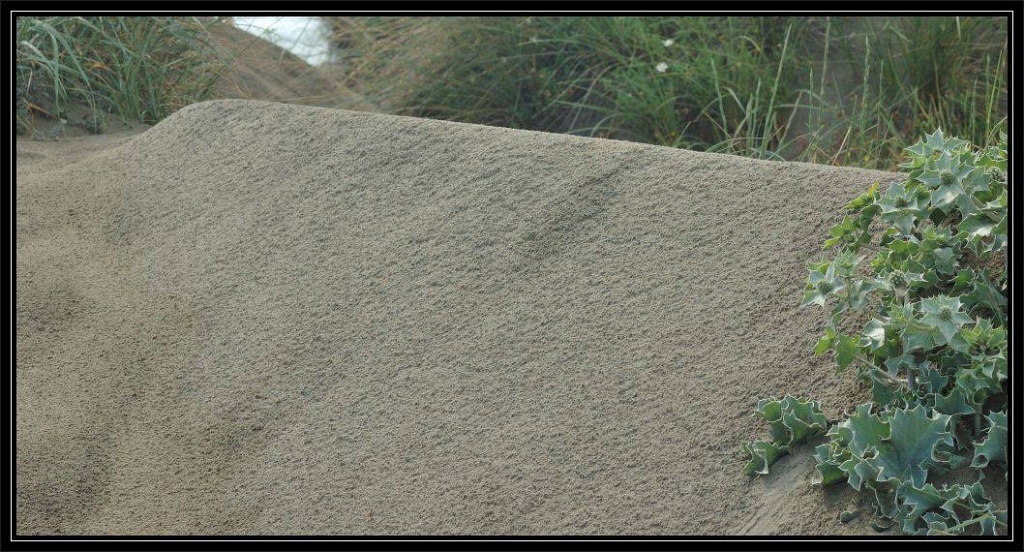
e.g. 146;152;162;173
741;395;830;476
742;130;1008;535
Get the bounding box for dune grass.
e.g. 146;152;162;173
330;15;1008;170
15;16;225;135
14;15;1007;172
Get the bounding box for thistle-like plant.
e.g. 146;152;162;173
743;130;1008;536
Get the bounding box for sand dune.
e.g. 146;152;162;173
17;100;904;535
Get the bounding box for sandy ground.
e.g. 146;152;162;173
15;98;915;535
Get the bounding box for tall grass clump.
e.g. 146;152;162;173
16;16;224;135
330;16;1007;170
335;16;813;160
324;16;449;113
874;16;1007;146
817;16;1008;168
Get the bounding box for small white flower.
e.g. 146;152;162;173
663;38;674;47
655;62;668;73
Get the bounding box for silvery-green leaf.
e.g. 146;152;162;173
862;319;888;350
933;387;974;416
971;411;1007;469
835;335;860;369
931;247;956;275
853;405;952;488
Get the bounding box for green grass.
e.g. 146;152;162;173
14;15;1007;172
338;17;809;153
333;16;1008;170
16;16;225;135
812;16;1008;168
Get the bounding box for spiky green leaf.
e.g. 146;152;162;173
971;411;1007;470
866;405;952;487
932;388;974;417
835;335;860;370
742;441;788;476
812;442;850;487
862;319;887;351
896;482;945;534
931;247;956;275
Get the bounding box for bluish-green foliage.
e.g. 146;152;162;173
744;130;1007;536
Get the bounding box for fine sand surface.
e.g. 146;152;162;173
17;99;909;535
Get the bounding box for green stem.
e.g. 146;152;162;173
932;511;1007;535
852;356;905;389
971;195;1003;222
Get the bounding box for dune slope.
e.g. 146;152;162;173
17;100;904;535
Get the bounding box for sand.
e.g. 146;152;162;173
15;97;917;535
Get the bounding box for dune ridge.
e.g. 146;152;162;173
17;100;904;535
